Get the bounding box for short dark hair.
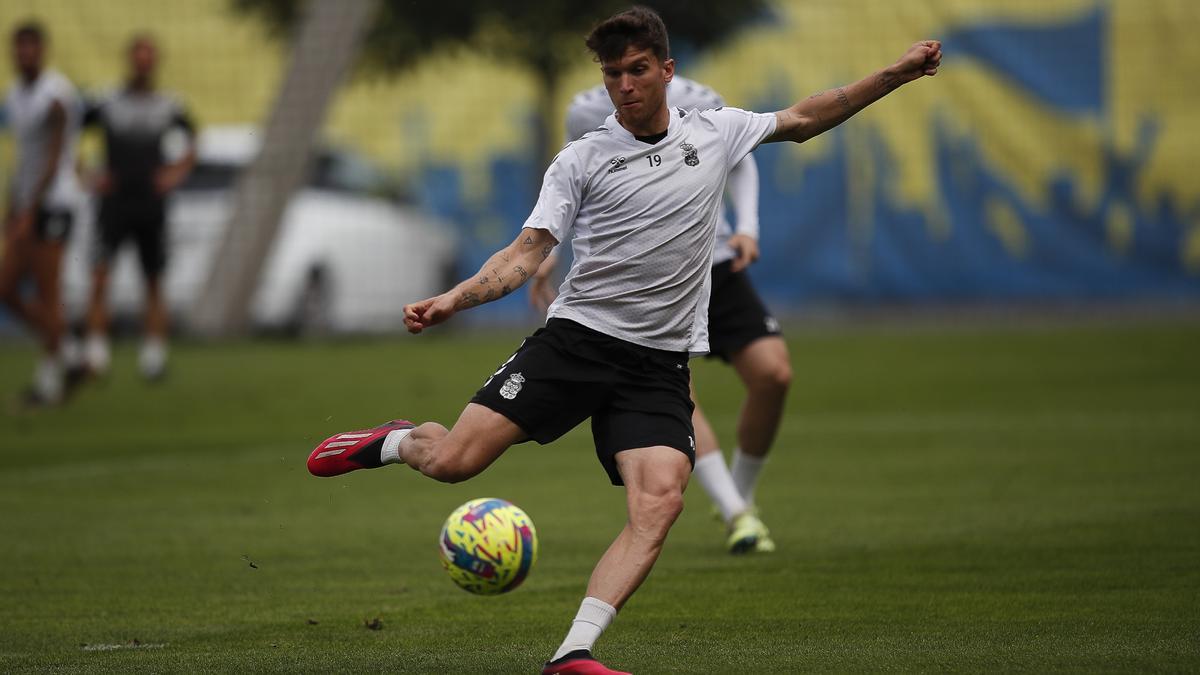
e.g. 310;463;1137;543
585;6;670;64
12;20;46;44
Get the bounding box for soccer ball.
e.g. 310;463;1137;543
439;497;538;595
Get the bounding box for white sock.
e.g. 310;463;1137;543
552;597;616;661
693;451;748;523
61;334;83;369
139;336;167;378
85;333;111;374
35;355;63;402
379;428;413;465
731;448;766;505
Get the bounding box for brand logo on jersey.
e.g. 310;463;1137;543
607;156;628;174
499;372;526;400
680;143;699;167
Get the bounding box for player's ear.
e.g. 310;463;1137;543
662;57;675;84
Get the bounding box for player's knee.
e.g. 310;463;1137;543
750;359;792;395
630;487;685;541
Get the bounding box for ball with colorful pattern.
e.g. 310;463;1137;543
439;497;538;595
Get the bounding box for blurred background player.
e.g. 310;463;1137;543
1;21;85;405
82;33;196;380
534;75;790;554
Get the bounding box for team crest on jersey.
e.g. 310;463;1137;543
680;143;699;167
607;156;628;174
499;372;526;399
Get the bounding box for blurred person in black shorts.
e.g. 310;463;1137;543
1;21;86;405
82;33;195;380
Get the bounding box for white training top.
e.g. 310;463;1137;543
5;68;84;211
565;76;760;266
525;106;776;354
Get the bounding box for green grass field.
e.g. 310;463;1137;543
1;319;1198;673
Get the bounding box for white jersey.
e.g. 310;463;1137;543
565;76;759;266
5;68;84;211
525;106;776;354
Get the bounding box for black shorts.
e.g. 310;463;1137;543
95;198;168;276
471;318;695;486
34;208;74;243
706;260;783;362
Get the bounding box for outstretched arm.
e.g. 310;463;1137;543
766;40;941;144
404;227;557;334
725;155;760;272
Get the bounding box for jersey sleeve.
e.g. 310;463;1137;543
521;145;584;244
726;153;760;239
171;99;197;136
706;107;777;168
46;74;79;114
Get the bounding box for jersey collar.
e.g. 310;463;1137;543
605;106;681;146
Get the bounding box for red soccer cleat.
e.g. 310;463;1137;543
542;651;630;675
306;420;414;477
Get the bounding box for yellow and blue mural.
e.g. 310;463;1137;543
421;0;1200;312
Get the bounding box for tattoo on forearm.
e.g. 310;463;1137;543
541;244;553;260
834;87;851;112
877;71;898;92
523;235;534;245
457;292;481;310
514;265;528;282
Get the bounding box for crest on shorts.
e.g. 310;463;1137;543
680;143;699;167
499;372;526;400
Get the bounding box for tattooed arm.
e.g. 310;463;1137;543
766;41;941;144
403;227;558;334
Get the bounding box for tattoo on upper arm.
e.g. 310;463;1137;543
834;87;851;112
541;244;553;260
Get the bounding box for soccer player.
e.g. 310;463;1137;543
1;21;85;405
307;7;940;673
536;74;786;554
81;33;196;380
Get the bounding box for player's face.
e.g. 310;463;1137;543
12;35;43;78
130;40;158;80
601;46;674;128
